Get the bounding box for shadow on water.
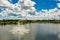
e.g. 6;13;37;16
35;34;58;40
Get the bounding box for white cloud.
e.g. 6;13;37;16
0;0;16;8
55;0;60;1
0;0;60;20
24;0;35;7
57;3;60;8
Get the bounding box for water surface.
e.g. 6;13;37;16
0;23;60;40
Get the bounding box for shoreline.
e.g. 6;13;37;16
0;20;60;25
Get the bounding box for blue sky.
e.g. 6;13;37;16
8;0;18;4
32;0;58;11
8;0;58;11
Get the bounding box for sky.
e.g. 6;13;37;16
0;0;60;20
8;0;59;11
32;0;58;11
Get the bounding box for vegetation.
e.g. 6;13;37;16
0;20;60;25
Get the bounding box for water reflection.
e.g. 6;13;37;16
35;23;59;40
0;25;30;40
0;23;60;40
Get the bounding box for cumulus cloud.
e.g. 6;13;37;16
0;0;60;20
55;0;60;1
57;3;60;8
0;0;36;20
24;0;35;7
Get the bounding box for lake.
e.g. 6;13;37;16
0;23;60;40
